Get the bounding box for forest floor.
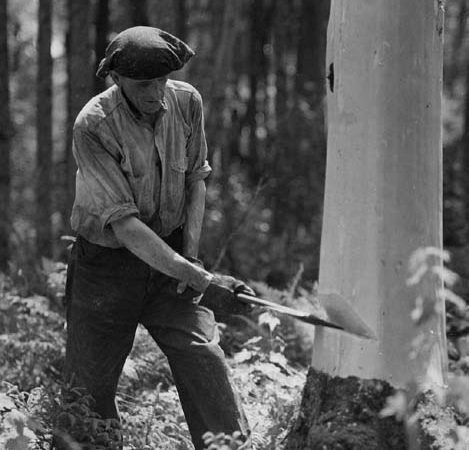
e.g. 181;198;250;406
1;262;469;449
0;267;311;450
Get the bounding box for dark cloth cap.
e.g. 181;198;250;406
96;26;195;80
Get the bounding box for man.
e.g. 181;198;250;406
63;26;251;450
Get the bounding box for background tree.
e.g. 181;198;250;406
0;0;11;270
176;0;187;42
0;0;467;302
93;0;109;95
129;0;148;27
35;0;52;258
63;0;93;232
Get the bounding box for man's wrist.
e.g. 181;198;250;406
184;259;212;292
185;255;204;267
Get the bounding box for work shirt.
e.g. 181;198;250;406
71;80;211;247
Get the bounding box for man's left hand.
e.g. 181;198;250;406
176;256;205;294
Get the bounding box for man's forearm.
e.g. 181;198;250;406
183;180;206;258
112;215;212;292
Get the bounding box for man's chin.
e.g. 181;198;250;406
140;102;162;114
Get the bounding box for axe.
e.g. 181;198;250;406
236;292;376;340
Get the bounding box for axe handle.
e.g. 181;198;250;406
236;293;344;330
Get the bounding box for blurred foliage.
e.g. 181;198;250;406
380;247;469;449
2;0;469;292
4;0;329;288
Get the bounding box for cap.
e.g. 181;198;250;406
96;26;195;80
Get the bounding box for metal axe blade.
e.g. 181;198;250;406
315;292;377;340
236;292;376;340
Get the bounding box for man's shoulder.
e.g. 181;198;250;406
167;80;202;102
166;80;203;124
74;85;121;132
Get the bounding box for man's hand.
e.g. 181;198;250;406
112;216;212;293
176;256;204;294
199;274;255;316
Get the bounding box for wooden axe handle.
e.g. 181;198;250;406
236;293;344;330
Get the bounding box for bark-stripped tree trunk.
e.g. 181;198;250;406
64;0;92;232
94;0;109;95
0;0;11;270
286;1;447;448
312;0;446;387
36;0;53;258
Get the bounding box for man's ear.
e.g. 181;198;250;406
110;71;120;86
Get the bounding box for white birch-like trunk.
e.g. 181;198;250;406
312;0;447;388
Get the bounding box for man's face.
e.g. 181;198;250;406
113;72;168;114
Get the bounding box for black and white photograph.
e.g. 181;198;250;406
0;1;468;449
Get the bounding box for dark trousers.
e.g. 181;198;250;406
63;230;249;450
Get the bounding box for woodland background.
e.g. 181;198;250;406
0;0;469;295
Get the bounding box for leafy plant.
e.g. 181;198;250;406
381;246;469;449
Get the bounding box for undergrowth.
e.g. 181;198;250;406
0;264;308;450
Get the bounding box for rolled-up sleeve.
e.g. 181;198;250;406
72;125;139;231
185;90;212;185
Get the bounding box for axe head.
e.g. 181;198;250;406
315;293;377;340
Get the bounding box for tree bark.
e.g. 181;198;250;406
463;52;469;243
0;0;11;270
94;0;109;95
176;0;187;42
296;0;329;102
246;0;261;179
312;0;447;387
130;0;148;27
36;0;53;258
270;0;290;237
64;0;92;232
245;0;274;181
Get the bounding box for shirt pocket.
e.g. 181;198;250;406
170;157;188;174
167;157;188;213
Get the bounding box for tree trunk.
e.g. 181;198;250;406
312;0;446;388
0;0;11;271
295;0;330;217
206;0;241;272
270;0;290;237
64;0;92;233
176;0;187;42
246;0;261;180
130;0;148;27
94;0;109;95
245;0;273;181
463;53;469;243
269;0;329;280
296;0;329;102
286;1;447;448
444;0;467;92
36;0;53;258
